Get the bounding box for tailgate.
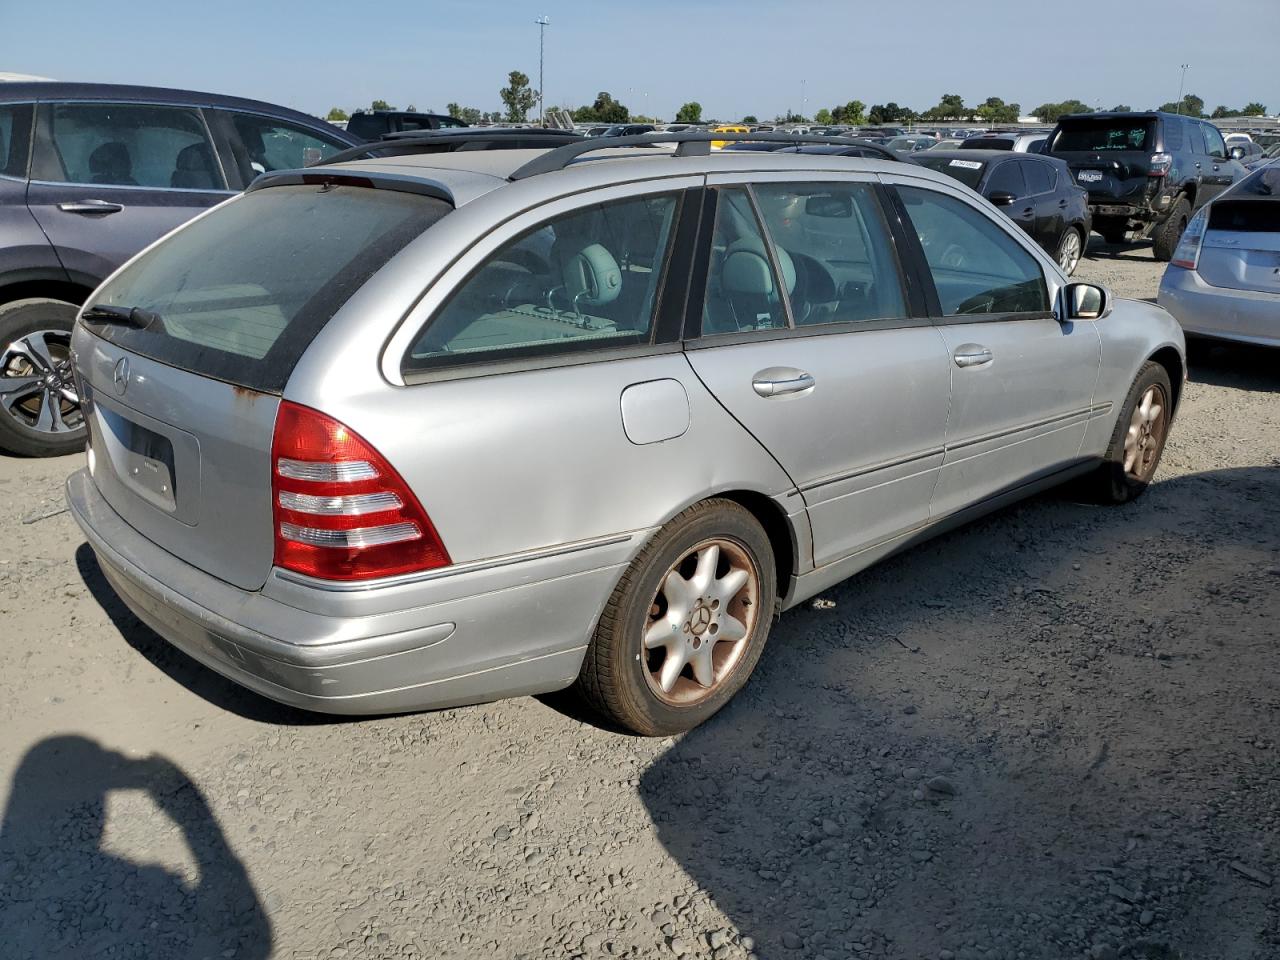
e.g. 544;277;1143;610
1198;229;1280;293
1059;154;1148;203
75;328;279;590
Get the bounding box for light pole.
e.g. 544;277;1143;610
535;16;550;125
1176;63;1189;114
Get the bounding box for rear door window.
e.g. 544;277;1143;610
701;188;789;335
87;184;450;392
33;102;223;189
898;185;1050;316
0;103;32;178
1022;160;1054;195
984;161;1026;197
404;192;680;371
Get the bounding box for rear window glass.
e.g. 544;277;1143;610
87;184;449;392
912;156;986;190
1052;119;1153;152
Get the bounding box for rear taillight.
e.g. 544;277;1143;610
1148;153;1172;177
1171;207;1209;271
270;401;449;581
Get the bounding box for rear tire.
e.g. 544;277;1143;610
0;298;86;458
575;499;776;736
1151;197;1190;262
1055;227;1084;275
1079;361;1173;504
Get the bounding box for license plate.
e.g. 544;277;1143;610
1077;170;1104;183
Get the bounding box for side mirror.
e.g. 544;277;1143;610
1229;145;1246;161
987;191;1017;207
1062;282;1108;320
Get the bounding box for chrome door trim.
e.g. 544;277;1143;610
800;446;947;493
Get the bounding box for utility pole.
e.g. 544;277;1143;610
536;16;550;126
1176;63;1189;114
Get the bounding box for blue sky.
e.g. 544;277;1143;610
5;0;1277;120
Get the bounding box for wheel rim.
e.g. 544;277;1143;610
642;538;760;706
1058;231;1081;274
1122;384;1169;481
0;329;82;437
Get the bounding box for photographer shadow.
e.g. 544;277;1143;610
0;735;271;960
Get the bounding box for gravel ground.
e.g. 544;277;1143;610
1;243;1276;960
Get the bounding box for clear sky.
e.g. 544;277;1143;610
4;0;1277;120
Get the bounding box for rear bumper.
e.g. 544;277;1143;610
67;469;636;714
1158;266;1280;347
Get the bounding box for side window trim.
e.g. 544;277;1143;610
0;101;35;181
743;185;798;331
879;179;1056;325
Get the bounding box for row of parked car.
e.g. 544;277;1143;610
0;82;1272;460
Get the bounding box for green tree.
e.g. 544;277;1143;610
1242;101;1268;116
1211;105;1237;119
370;99;394;112
1033;100;1092;122
868;102;913;124
923;93;968;121
326;107;349;122
975;96;1020;125
406;103;418;112
1109;104;1132;112
591;91;629;123
742;115;758;124
675;101;703;123
446;103;483;124
831;100;866;125
1158;93;1204;116
814;108;833;125
499;70;538;122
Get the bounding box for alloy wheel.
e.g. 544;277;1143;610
0;330;83;436
643;538;760;706
1058;230;1082;275
1122;384;1168;481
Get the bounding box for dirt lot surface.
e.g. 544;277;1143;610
1;243;1276;960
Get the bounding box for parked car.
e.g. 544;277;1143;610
927;138;967;150
0;82;358;457
911;150;1092;274
960;132;1047;153
345;110;467;141
601;124;657;138
1228;139;1267;168
885;135;939;155
66;133;1184;736
710;124;751;148
1158;163;1280;348
1045;111;1245;260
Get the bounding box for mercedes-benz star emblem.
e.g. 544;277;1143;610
112;357;130;396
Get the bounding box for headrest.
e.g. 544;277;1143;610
175;143;212;172
561;243;622;308
723;239;796;297
89;142;131;176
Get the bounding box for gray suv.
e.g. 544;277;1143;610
67;133;1186;735
0;83;357;456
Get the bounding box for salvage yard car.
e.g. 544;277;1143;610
66;132;1186;736
0;82;358;457
1158;163;1280;348
1046;110;1244;260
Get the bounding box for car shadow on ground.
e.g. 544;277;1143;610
639;465;1280;960
0;735;271;959
75;544;347;726
1086;240;1156;264
1187;340;1280;394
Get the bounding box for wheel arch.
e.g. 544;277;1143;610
713;489;799;604
0;274;95;310
1147;345;1185;414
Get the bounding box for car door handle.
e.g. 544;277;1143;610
751;369;816;397
57;200;124;215
953;345;994;368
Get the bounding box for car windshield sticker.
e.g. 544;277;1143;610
949;160;983;169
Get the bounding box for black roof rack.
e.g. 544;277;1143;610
312;129;584;167
507;131;901;180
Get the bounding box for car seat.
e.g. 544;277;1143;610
171;143;217;189
88;142;137;185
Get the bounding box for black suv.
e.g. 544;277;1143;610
0;83;357;456
1046;111;1244;260
345;111;467;141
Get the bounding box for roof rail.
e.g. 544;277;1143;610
507;131;900;180
312;129;584;168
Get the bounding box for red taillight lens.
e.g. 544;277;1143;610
1148;153;1172;177
271;401;450;581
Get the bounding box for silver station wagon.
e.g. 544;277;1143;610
67;133;1186;735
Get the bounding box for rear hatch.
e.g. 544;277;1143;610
1047;115;1158;204
1198;190;1280;293
74;182;449;590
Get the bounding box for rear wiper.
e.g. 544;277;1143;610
81;304;162;329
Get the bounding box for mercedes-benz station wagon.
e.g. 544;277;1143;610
66;134;1185;735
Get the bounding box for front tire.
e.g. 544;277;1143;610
1081;361;1173;504
0;298;86;458
575;499;777;736
1152;197;1191;262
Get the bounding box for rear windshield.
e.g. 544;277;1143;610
1210;167;1280;232
912;156;986;190
86;184;449;393
1052;119;1154;152
961;138;1013;150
